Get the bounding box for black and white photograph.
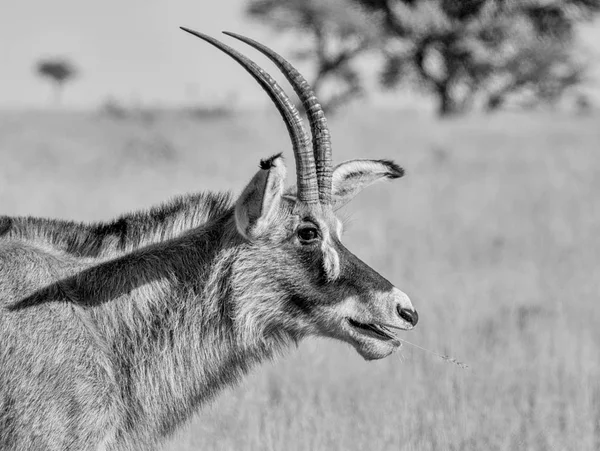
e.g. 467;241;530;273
1;1;599;450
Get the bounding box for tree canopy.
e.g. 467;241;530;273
247;0;380;112
248;0;600;116
355;0;598;115
36;59;77;105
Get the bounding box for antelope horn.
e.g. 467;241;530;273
223;31;333;206
180;27;319;204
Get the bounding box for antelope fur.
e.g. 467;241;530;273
0;30;417;451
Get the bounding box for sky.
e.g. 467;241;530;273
1;0;273;109
2;0;599;110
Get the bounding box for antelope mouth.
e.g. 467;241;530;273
347;318;396;341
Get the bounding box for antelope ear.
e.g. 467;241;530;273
235;153;286;240
331;159;404;209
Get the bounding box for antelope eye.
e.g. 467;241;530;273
297;226;319;243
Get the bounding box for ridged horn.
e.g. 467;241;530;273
180;27;319;203
223;31;333;205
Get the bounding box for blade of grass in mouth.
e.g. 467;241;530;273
379;323;469;369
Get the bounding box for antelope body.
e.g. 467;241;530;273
0;29;418;451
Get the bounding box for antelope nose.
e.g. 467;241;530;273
397;306;419;326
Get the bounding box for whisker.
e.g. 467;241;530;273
397;351;406;365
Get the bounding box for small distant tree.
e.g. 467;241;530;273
36;59;77;106
247;0;378;113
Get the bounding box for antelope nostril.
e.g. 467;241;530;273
397;306;419;326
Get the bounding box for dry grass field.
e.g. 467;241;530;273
1;109;599;450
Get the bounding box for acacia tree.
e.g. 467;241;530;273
356;0;598;116
247;0;379;113
36;59;77;106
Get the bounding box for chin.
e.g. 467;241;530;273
354;340;397;361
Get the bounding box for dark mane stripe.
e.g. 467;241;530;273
0;216;11;236
1;192;233;258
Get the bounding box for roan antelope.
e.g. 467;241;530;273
0;29;418;451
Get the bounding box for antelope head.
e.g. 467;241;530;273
182;29;418;360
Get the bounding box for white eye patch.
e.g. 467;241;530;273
321;238;340;282
335;218;343;239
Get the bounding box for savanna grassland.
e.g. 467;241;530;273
1;109;599;450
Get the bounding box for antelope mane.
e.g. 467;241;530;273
0;191;232;259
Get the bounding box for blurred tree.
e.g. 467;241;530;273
247;0;379;113
36;59;77;106
354;0;599;116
